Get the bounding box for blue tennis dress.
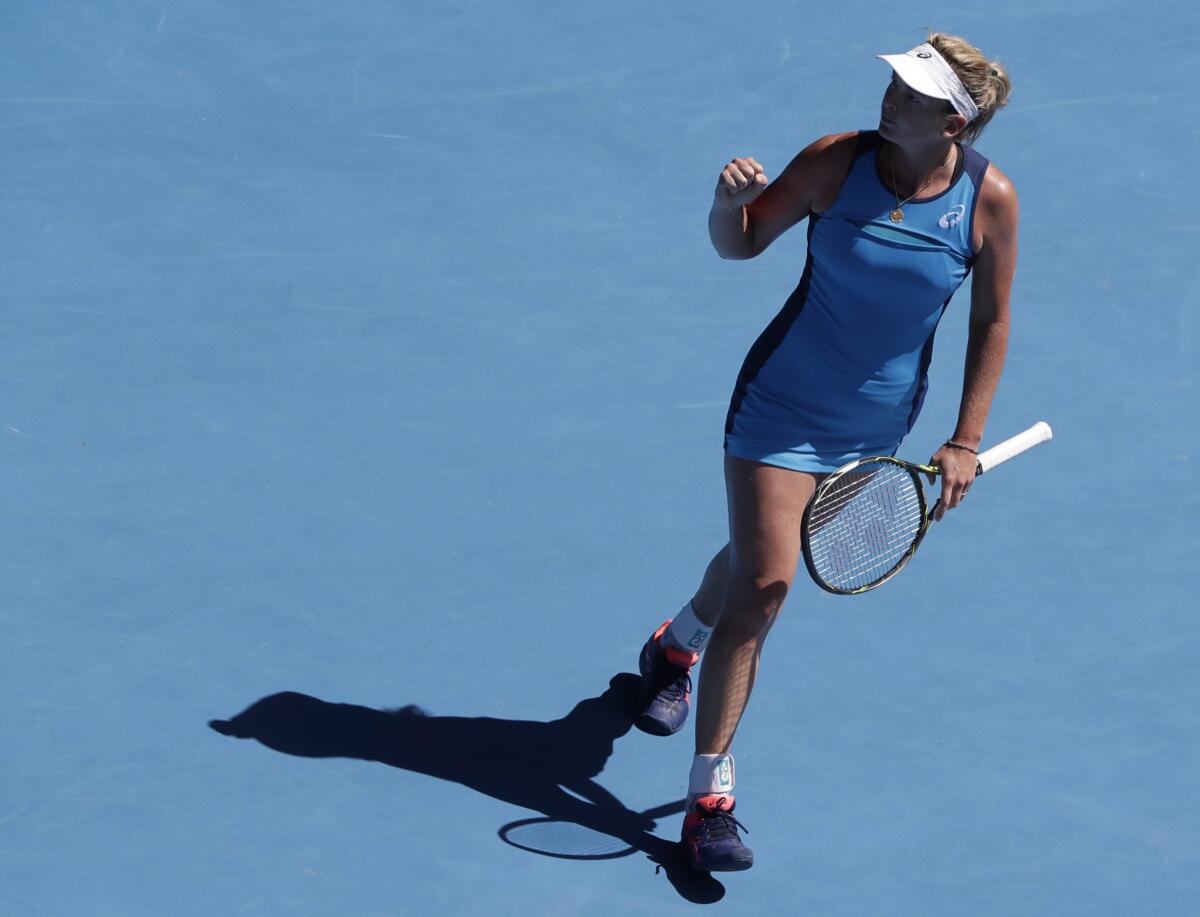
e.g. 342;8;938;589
724;131;990;472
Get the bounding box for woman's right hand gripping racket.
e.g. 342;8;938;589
801;421;1053;595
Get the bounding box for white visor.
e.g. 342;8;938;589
877;43;979;123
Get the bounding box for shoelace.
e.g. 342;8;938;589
653;661;692;701
698;806;749;841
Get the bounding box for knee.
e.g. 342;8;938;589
719;574;789;640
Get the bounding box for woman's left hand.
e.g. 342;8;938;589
925;444;978;521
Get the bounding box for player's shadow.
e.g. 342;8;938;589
210;674;723;903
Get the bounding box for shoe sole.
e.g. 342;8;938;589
634;712;679;736
685;850;755;872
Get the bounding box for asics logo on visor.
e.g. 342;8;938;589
939;204;966;228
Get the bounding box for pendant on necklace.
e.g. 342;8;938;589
889;208;904;223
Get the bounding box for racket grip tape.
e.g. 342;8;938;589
975;421;1053;474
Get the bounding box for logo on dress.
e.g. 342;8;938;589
939;204;966;228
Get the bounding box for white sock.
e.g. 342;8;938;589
663;600;713;654
689;753;735;802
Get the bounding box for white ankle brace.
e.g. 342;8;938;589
689;753;735;798
664;600;713;654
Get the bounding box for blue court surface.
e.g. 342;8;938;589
4;1;1198;914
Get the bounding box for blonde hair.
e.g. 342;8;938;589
928;32;1011;145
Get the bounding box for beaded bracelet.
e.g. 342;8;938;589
943;440;978;455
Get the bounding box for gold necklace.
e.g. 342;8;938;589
887;145;956;224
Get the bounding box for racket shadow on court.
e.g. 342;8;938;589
210;674;724;903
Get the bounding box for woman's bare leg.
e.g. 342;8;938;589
694;456;818;755
689;543;730;627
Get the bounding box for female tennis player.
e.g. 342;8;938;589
633;33;1016;872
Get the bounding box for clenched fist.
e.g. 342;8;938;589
715;157;769;208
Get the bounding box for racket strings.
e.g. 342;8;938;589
806;463;925;590
808;488;922;559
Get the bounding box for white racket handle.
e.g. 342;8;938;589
975;421;1053;474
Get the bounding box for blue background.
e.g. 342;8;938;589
3;1;1198;913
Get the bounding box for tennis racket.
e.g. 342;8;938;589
801;421;1053;595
